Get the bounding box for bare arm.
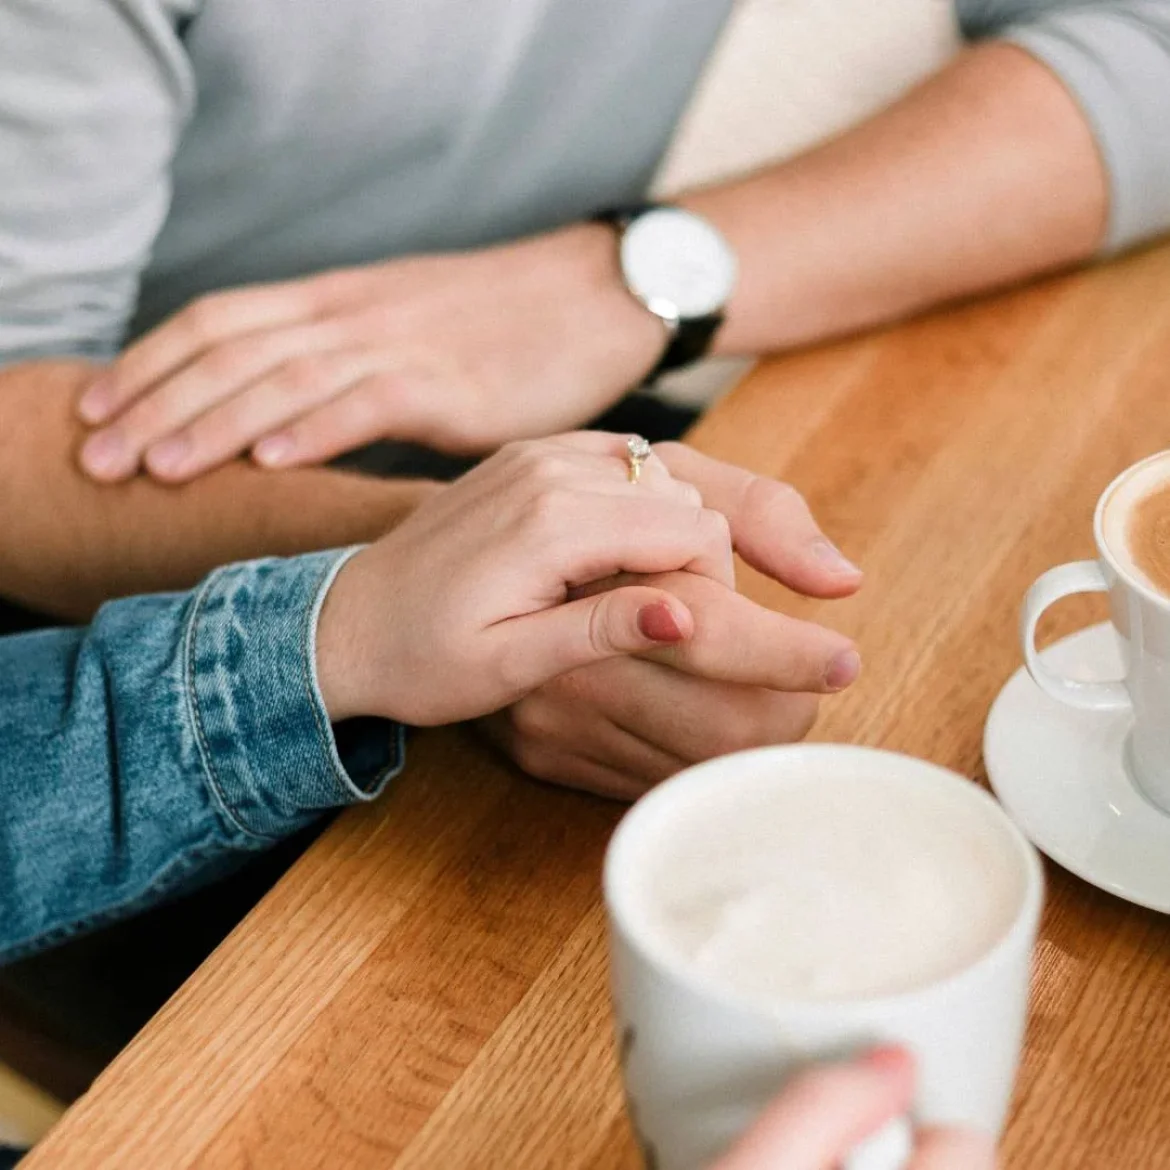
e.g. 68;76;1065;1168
685;42;1109;356
0;359;437;620
77;41;1123;477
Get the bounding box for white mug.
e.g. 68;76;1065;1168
1021;452;1170;811
604;745;1043;1170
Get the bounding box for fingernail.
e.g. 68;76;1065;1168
80;429;127;477
825;648;861;691
78;379;114;424
638;601;685;643
814;539;861;575
146;434;191;475
253;434;293;467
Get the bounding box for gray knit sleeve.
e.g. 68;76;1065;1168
0;0;198;367
958;1;1170;252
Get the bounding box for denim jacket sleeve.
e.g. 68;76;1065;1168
0;549;403;963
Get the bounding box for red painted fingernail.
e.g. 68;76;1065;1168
825;648;861;690
78;379;114;424
637;601;685;643
254;434;293;467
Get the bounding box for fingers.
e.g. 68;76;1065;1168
546;657;820;765
633;571;859;693
911;1127;998;1170
143;350;386;481
712;1048;915;1170
478;700;680;801
485;585;694;698
506;680;687;784
534;493;736;591
608;659;820;759
78;281;321;427
250;369;442;469
482;655;818;800
653;442;863;599
81;331;366;482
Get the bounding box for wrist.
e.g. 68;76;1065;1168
315;545;382;723
538;222;669;392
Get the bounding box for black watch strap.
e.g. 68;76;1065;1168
592;204;726;385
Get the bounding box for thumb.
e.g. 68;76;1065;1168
489;586;693;694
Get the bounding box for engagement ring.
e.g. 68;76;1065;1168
626;435;651;484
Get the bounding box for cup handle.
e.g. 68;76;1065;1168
1020;561;1129;710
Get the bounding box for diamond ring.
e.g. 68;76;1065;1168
626;435;652;484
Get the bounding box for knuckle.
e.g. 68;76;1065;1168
277;356;328;395
509;738;558;782
587;595;614;658
759;476;806;516
509;698;558;744
515;442;571;486
182;295;228;342
200;344;247;382
701;506;732;546
522;483;576;537
712;709;770;756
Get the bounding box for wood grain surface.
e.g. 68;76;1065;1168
25;242;1170;1168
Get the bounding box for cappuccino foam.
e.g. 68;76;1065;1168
1102;456;1170;598
629;772;1025;1003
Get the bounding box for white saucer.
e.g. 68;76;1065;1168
985;622;1170;913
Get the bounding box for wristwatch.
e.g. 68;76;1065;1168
593;203;737;384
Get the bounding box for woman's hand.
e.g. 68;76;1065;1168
713;1049;996;1170
314;434;858;728
76;226;664;483
481;441;863;798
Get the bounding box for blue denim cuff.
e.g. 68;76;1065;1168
184;548;404;841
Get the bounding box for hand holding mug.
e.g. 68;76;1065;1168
713;1049;995;1170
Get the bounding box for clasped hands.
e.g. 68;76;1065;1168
317;433;862;798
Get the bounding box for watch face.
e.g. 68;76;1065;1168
620;207;737;320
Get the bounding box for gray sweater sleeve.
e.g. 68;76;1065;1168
0;0;196;366
958;1;1170;252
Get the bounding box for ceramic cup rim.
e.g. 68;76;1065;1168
1094;449;1170;612
604;744;1044;1023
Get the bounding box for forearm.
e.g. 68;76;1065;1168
0;551;401;962
0;359;439;619
680;42;1109;355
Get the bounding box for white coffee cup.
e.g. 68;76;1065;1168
1021;451;1170;810
604;745;1043;1170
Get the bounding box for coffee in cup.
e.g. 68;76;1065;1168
1101;454;1170;597
605;745;1043;1170
1022;450;1170;809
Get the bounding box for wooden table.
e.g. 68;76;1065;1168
26;243;1170;1168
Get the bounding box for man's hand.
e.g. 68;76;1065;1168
479;444;862;797
76;226;663;483
480;571;826;800
713;1048;996;1170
